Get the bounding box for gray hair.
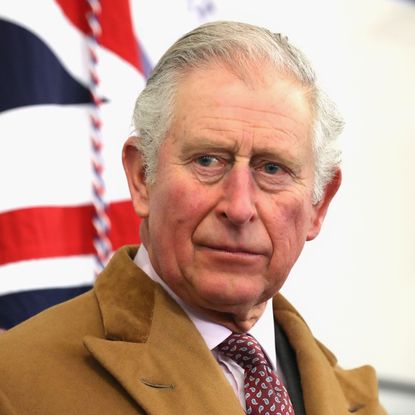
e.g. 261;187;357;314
132;21;343;203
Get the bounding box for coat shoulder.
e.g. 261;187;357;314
332;363;388;414
0;289;102;347
0;290;110;415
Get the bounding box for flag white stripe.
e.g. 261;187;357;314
0;46;145;214
0;255;95;296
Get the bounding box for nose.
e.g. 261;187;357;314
218;166;257;226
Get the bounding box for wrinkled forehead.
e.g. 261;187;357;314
173;58;316;122
172;62;314;127
166;64;315;166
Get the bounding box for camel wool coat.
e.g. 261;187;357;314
0;246;387;414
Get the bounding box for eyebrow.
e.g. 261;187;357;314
180;137;238;155
179;137;303;173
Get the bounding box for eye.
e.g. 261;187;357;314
253;160;293;192
262;162;281;175
195;155;220;167
191;154;227;183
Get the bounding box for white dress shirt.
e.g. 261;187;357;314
134;244;282;409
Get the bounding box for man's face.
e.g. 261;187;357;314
124;64;340;326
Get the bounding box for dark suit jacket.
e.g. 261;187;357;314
0;246;386;414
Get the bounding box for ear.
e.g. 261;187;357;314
306;168;342;241
122;136;150;218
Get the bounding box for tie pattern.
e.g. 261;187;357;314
218;333;295;415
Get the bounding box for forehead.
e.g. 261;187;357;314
168;64;314;159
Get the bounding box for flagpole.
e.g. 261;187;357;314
86;0;112;275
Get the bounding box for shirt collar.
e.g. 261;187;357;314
134;244;277;369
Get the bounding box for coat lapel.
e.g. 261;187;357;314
273;294;384;415
84;247;244;415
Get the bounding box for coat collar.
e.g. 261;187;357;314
273;295;384;415
84;246;382;415
84;246;244;415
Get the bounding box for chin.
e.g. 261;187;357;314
191;282;265;310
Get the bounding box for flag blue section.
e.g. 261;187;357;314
0;18;92;113
0;285;92;329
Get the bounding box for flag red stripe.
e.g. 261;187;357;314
0;201;140;266
55;0;143;73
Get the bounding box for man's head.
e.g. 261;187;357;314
123;21;342;331
131;21;343;203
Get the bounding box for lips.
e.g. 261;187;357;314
197;243;267;257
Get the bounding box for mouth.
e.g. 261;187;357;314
198;244;266;257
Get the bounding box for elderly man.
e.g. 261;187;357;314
0;21;386;415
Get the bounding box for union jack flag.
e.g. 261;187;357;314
0;0;216;330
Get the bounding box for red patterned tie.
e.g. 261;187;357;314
218;333;295;415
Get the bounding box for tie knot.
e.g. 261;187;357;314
217;333;268;370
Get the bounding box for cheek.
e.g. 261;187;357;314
148;178;213;240
279;193;313;233
266;196;313;262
